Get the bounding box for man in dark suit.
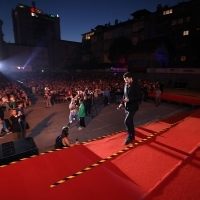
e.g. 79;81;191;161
119;72;141;145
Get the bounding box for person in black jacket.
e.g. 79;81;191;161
0;99;4;120
119;72;141;145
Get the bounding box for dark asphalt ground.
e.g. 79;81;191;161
1;88;199;152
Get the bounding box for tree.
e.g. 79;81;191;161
108;37;132;63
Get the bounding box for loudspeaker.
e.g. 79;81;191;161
0;137;39;166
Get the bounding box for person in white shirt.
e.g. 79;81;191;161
155;87;161;107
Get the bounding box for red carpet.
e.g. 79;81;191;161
148;93;200;106
85;109;200;198
145;146;200;200
0;109;200;199
0;145;103;199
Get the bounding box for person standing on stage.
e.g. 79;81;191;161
118;72;141;145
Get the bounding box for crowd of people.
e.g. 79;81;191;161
0;71;164;146
0;73;30;139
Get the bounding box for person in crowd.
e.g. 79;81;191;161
78;98;86;130
0;117;12;138
159;81;164;94
2;95;11;111
84;92;92;115
44;91;52;108
16;102;26;138
109;86;116;104
32;85;36;94
142;84;148;102
115;86;122;105
9;96;17;109
21;92;32;108
67;96;79;128
10;109;23;139
154;87;161;107
118;72;141;145
103;87;110;107
0;99;5;119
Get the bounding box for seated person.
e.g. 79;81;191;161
55;126;79;148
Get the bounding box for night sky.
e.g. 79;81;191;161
0;0;188;43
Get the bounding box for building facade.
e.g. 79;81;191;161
9;2;81;71
155;0;200;68
82;0;200;69
0;20;5;62
12;2;60;46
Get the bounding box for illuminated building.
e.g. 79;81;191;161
12;2;60;46
10;2;81;71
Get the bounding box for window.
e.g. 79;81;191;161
163;9;173;15
172;20;177;25
86;32;94;40
178;18;183;24
181;56;186;61
31;13;38;17
183;30;189;36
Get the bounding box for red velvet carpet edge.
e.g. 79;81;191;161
148;93;200;105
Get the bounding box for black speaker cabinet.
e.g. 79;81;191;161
0;137;39;166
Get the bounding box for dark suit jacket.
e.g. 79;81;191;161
123;81;141;112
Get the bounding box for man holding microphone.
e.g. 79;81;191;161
118;72;141;145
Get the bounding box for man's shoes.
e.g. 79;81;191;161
124;140;130;145
123;138;132;145
123;137;135;145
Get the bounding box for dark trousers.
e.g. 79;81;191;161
104;96;109;106
79;117;86;127
84;102;91;115
124;110;136;140
19;120;26;139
